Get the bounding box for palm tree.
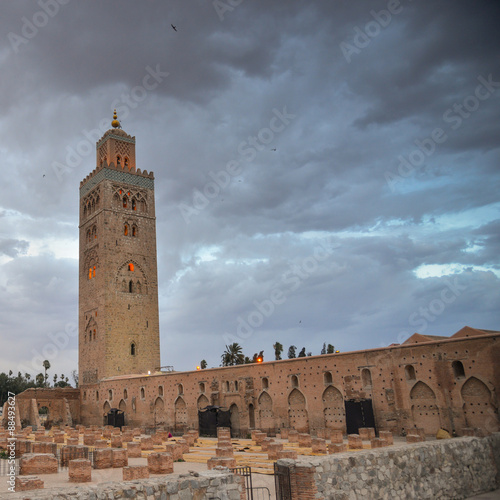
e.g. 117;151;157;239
273;342;283;360
43;360;50;386
200;360;207;369
221;343;245;366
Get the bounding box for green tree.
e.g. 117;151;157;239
327;344;335;354
221;343;245;366
35;373;45;387
53;374;58;385
273;342;283;360
200;360;207;370
252;351;264;363
43;360;51;387
321;343;326;355
287;345;297;359
298;347;306;357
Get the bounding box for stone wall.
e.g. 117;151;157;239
277;434;500;500
7;469;243;499
79;332;500;437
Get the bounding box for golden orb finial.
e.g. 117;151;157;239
111;109;121;128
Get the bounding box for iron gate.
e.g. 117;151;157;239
274;462;292;500
198;405;231;437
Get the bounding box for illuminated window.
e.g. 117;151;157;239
124;224;128;236
93;329;96;340
88;268;92;280
92;226;97;239
93;266;96;278
124;158;128;168
130;343;136;356
123;197;128;208
116;155;121;167
132;226;137;237
132;199;136;210
128;263;134;272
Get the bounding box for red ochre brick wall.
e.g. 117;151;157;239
20;454;58;475
76;334;499;438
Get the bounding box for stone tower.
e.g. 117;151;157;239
79;111;161;385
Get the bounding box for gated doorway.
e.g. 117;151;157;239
107;408;125;429
345;399;376;435
198;405;231;437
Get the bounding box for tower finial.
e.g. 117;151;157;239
111;109;121;128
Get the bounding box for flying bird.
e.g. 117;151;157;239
271;148;276;151
171;24;177;31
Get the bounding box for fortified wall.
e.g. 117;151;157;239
77;327;499;437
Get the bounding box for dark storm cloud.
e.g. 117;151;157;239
0;1;498;372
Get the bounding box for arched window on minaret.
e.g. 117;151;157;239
132;199;136;211
116;155;121;167
123;196;128;208
132;225;137;237
130;343;136;356
124;224;128;236
129;280;133;293
124;157;129;169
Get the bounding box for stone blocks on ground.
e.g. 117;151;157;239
126;441;142;458
216;445;234;457
330;429;344;444
370;438;388;449
217;427;231;439
267;442;284;460
15;476;44;491
207;456;236;470
328;443;348;453
358;427;375;440
288;430;299;443
123;465;150;480
83;434;96;446
68;459;92;482
111;448;128;468
60;446;88;467
280;428;290;440
94;439;108;448
94;448;113;469
379;430;394;445
277;449;298;459
147;452;173;474
20;453;58;475
348;434;363;449
111;435;122;448
253;432;267;445
177;438;189;454
260;437;275;451
298;433;312;447
140;436;154;450
311;437;327;453
31;442;57;455
164;442;183;461
406;434;425;443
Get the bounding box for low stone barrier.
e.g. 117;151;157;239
260;437;275;451
379;430;393;445
278;449;297;460
298;434;312;447
68;459;92;482
164;442;183;461
216;445;234;457
277;434;500;500
6;470;244;500
328;443;347;453
20;453;58;475
140;436;154;450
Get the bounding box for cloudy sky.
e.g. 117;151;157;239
0;1;499;381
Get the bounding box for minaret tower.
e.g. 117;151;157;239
79;111;161;385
